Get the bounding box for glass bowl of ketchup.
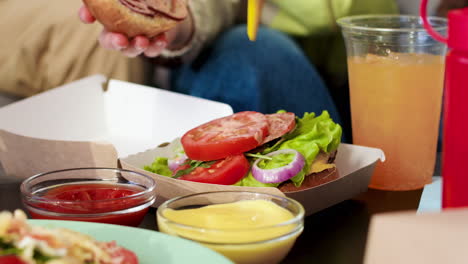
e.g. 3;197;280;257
20;168;156;227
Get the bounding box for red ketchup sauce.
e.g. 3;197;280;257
27;183;149;227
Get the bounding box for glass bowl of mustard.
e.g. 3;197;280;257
156;191;304;264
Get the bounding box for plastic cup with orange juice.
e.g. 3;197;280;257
337;15;447;191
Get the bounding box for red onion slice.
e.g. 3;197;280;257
252;149;305;183
168;153;188;171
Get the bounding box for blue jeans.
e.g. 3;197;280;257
171;25;342;125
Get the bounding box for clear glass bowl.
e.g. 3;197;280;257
21;168;156;227
157;191;304;264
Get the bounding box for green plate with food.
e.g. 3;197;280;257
0;210;232;264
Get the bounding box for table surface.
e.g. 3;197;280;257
0;181;429;264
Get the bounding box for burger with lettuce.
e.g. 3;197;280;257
145;110;342;192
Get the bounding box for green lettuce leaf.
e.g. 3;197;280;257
0;238;22;256
237;111;342;187
33;249;55;264
143;157;172;177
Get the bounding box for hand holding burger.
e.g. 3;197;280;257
78;0;193;57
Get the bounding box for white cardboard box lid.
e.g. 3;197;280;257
0;75;233;181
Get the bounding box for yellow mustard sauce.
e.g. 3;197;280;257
158;200;302;264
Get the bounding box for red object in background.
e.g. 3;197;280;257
441;9;468;208
0;256;26;264
28;183;148;226
421;1;468;208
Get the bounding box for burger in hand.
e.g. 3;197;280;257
83;0;189;38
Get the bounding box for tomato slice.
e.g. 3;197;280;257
181;111;269;161
0;256;26;264
174;155;250;185
101;241;139;264
262;112;296;143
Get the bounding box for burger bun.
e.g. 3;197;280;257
83;0;188;38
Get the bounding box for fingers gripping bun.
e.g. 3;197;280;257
83;0;188;38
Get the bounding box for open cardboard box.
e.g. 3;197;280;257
0;75;384;216
0;75;233;182
121;140;384;215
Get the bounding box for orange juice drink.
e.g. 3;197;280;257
348;53;445;190
338;15;447;190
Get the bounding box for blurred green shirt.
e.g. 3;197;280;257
264;0;399;85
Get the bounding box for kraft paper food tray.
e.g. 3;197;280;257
364;208;468;264
120;139;385;216
0;75;233;182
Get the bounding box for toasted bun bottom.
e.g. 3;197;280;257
279;167;339;193
83;0;180;37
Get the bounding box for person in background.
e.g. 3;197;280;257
1;0;342;131
0;0;147;105
78;0;344;125
0;0;407;142
78;0;400;140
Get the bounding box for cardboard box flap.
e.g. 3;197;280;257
365;209;468;264
335;143;385;176
0;129;117;182
0;75;233;181
102;79;233;157
0;75;108;141
0;75;234;158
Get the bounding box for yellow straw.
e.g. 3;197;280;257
247;0;264;41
